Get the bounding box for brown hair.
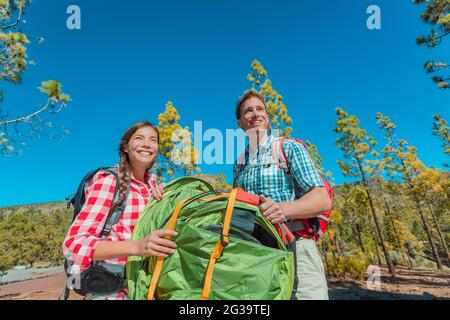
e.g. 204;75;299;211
235;90;267;119
110;121;159;213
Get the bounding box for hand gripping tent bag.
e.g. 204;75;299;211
127;177;295;300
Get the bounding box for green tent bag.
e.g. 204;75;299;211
127;177;295;300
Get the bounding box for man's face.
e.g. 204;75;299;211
237;97;270;132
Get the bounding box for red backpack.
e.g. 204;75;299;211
272;137;333;243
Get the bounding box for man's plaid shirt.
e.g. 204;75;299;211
62;167;157;300
233;133;324;202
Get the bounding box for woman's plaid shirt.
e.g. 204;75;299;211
62;167;157;299
233;134;324;202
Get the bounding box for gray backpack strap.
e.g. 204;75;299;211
100;167;130;239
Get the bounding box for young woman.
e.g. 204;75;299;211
63;121;177;300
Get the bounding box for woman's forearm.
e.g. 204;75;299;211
281;187;332;220
92;240;139;261
92;230;178;261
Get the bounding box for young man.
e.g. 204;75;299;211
233;90;332;300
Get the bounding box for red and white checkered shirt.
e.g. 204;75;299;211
63;167;157;299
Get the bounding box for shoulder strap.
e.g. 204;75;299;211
272;137;297;201
233;148;250;187
277;137;308;172
70;167;117;218
99;167;130;239
278;139;332;197
71;166;129;239
276;138;320;201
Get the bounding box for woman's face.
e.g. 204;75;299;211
126;126;159;169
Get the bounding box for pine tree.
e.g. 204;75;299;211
157;101;200;180
377;112;444;270
334;107;396;275
247;59;293;136
213;172;232;192
366;153;413;267
0;1;70;155
416;167;450;260
432;114;450;166
306;140;333;180
413;0;450;89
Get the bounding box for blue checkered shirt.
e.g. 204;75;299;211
233;134;324;203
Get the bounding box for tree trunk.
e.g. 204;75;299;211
400;174;443;269
376;178;399;243
384;130;440;269
406;244;414;270
333;223;343;256
374;238;382;266
356;160;395;274
320;243;330;272
426;201;450;261
375;177;410;268
407;251;414;270
414;199;443;270
355;222;366;253
367;197;395;272
334;237;342;256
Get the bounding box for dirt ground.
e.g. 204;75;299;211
328;267;450;300
0;267;448;300
0;272;82;300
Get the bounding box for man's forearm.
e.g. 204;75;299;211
280;187;332;220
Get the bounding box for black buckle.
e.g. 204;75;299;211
66;196;72;209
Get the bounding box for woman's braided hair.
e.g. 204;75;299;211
110;121;159;213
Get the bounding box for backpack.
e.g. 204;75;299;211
127;177;295;300
61;167;129;300
272;137;333;242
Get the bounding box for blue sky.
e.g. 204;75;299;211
0;0;449;207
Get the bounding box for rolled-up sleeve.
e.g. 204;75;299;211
62;171;116;274
283;140;324;194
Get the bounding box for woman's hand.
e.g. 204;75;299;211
134;229;178;257
152;183;166;201
259;195;285;224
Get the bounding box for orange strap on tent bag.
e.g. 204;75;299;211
146;198;190;300
146;192;231;300
200;187;239;300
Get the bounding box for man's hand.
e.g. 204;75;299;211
259;195;285;224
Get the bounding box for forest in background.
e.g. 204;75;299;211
0;1;449;280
